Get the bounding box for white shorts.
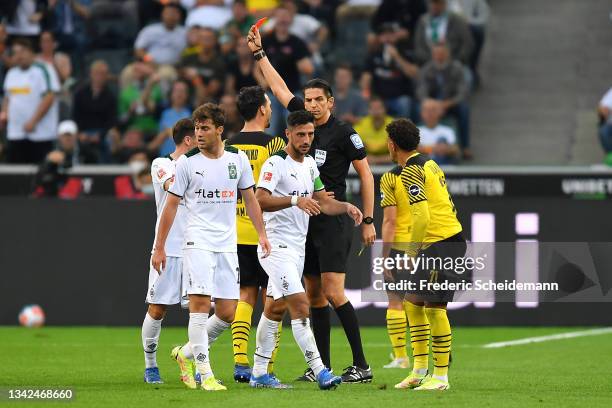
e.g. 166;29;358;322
146;256;187;306
258;245;305;300
183;248;240;300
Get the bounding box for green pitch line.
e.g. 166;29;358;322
0;327;611;408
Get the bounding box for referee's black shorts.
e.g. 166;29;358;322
304;213;354;276
237;244;268;288
407;232;467;303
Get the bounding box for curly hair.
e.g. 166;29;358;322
192;103;225;128
386;118;420;151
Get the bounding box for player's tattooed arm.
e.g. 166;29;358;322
151;194;180;273
247;25;295;108
242;187;272;258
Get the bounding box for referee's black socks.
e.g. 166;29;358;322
335;301;368;369
310;305;331;368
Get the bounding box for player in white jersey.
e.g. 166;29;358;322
249;110;363;390
142;118;195;384
152;103;271;391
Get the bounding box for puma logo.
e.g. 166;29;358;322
195;171;205;177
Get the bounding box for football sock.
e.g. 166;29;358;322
334;301;368;369
231;301;253;366
386;308;408;359
207;314;231;346
310;305;331;368
404;301;430;375
188;313;212;380
291;318;324;376
181;342;193;359
252;315;279;378
267;323;282;374
425;307;451;382
142;313;162;369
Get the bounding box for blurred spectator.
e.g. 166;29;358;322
333;63;368;125
37;30;72;85
148;79;192;156
46;0;91;59
598;87;612;154
225;37;265;95
73;60;117;162
266;0;328;71
185;0;232;31
180;27;226;104
354;96;393;164
138;0;183;29
1;39;60;163
263;5;313;135
118;59;163;137
417;98;458;164
416;42;470;158
246;0;279;17
221;0;256;49
449;0;489;86
297;0;340;39
220;93;243;140
112;128;147;163
371;0;427;41
134;4;187;66
5;0;44;40
414;0;473;66
181;26;203;58
114;150;153;199
360;23;418;118
53;119;98;164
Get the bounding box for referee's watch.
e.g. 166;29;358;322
363;216;374;225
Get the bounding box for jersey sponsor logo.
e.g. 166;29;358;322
350;133;364;149
315;149;327;167
228;163;237;179
408;184;421;196
195;188;235;199
263;171;273;181
157;167;167;180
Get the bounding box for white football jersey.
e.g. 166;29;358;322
257;151;324;255
169;146;255;252
151;155;187;257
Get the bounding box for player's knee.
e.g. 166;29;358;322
264;299;285;321
147;304;166;320
323;286;347;308
289;297;310;320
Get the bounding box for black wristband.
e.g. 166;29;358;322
253;50;266;61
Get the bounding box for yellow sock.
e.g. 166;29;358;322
386;309;408;359
425;307;451;379
267;323;282;374
404;301;430;372
231;301;253;366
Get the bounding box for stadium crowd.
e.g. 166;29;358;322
0;0;489;186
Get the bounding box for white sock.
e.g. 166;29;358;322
291;318;324;376
434;374;448;382
414;368;428;376
181;342;194;360
142;313;162;369
252;315;280;378
207;314;231;346
188;313;212;380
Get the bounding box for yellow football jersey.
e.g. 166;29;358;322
399;153;462;243
380;165;412;249
226;131;286;245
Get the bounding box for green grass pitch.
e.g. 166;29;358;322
1;326;611;407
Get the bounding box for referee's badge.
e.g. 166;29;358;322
315;149;327;167
350;133;364;149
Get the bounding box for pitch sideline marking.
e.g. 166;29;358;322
481;327;612;349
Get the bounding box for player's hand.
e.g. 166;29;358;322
23;120;36;133
259;236;272;258
151;247;166;274
247;25;263;52
346;203;363;225
297;197;321;216
383;266;395;283
325;191;335;199
361;223;376;246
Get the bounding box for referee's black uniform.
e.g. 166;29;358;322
287;96;366;276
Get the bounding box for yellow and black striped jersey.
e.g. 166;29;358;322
380;165;412;248
226;131;286;245
400;153;462;243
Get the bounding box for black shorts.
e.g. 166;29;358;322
407;232;467;303
304;213;354;276
237;244;268;288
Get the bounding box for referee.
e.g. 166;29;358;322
247;25;376;383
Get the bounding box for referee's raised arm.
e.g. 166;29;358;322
247;25;295;109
